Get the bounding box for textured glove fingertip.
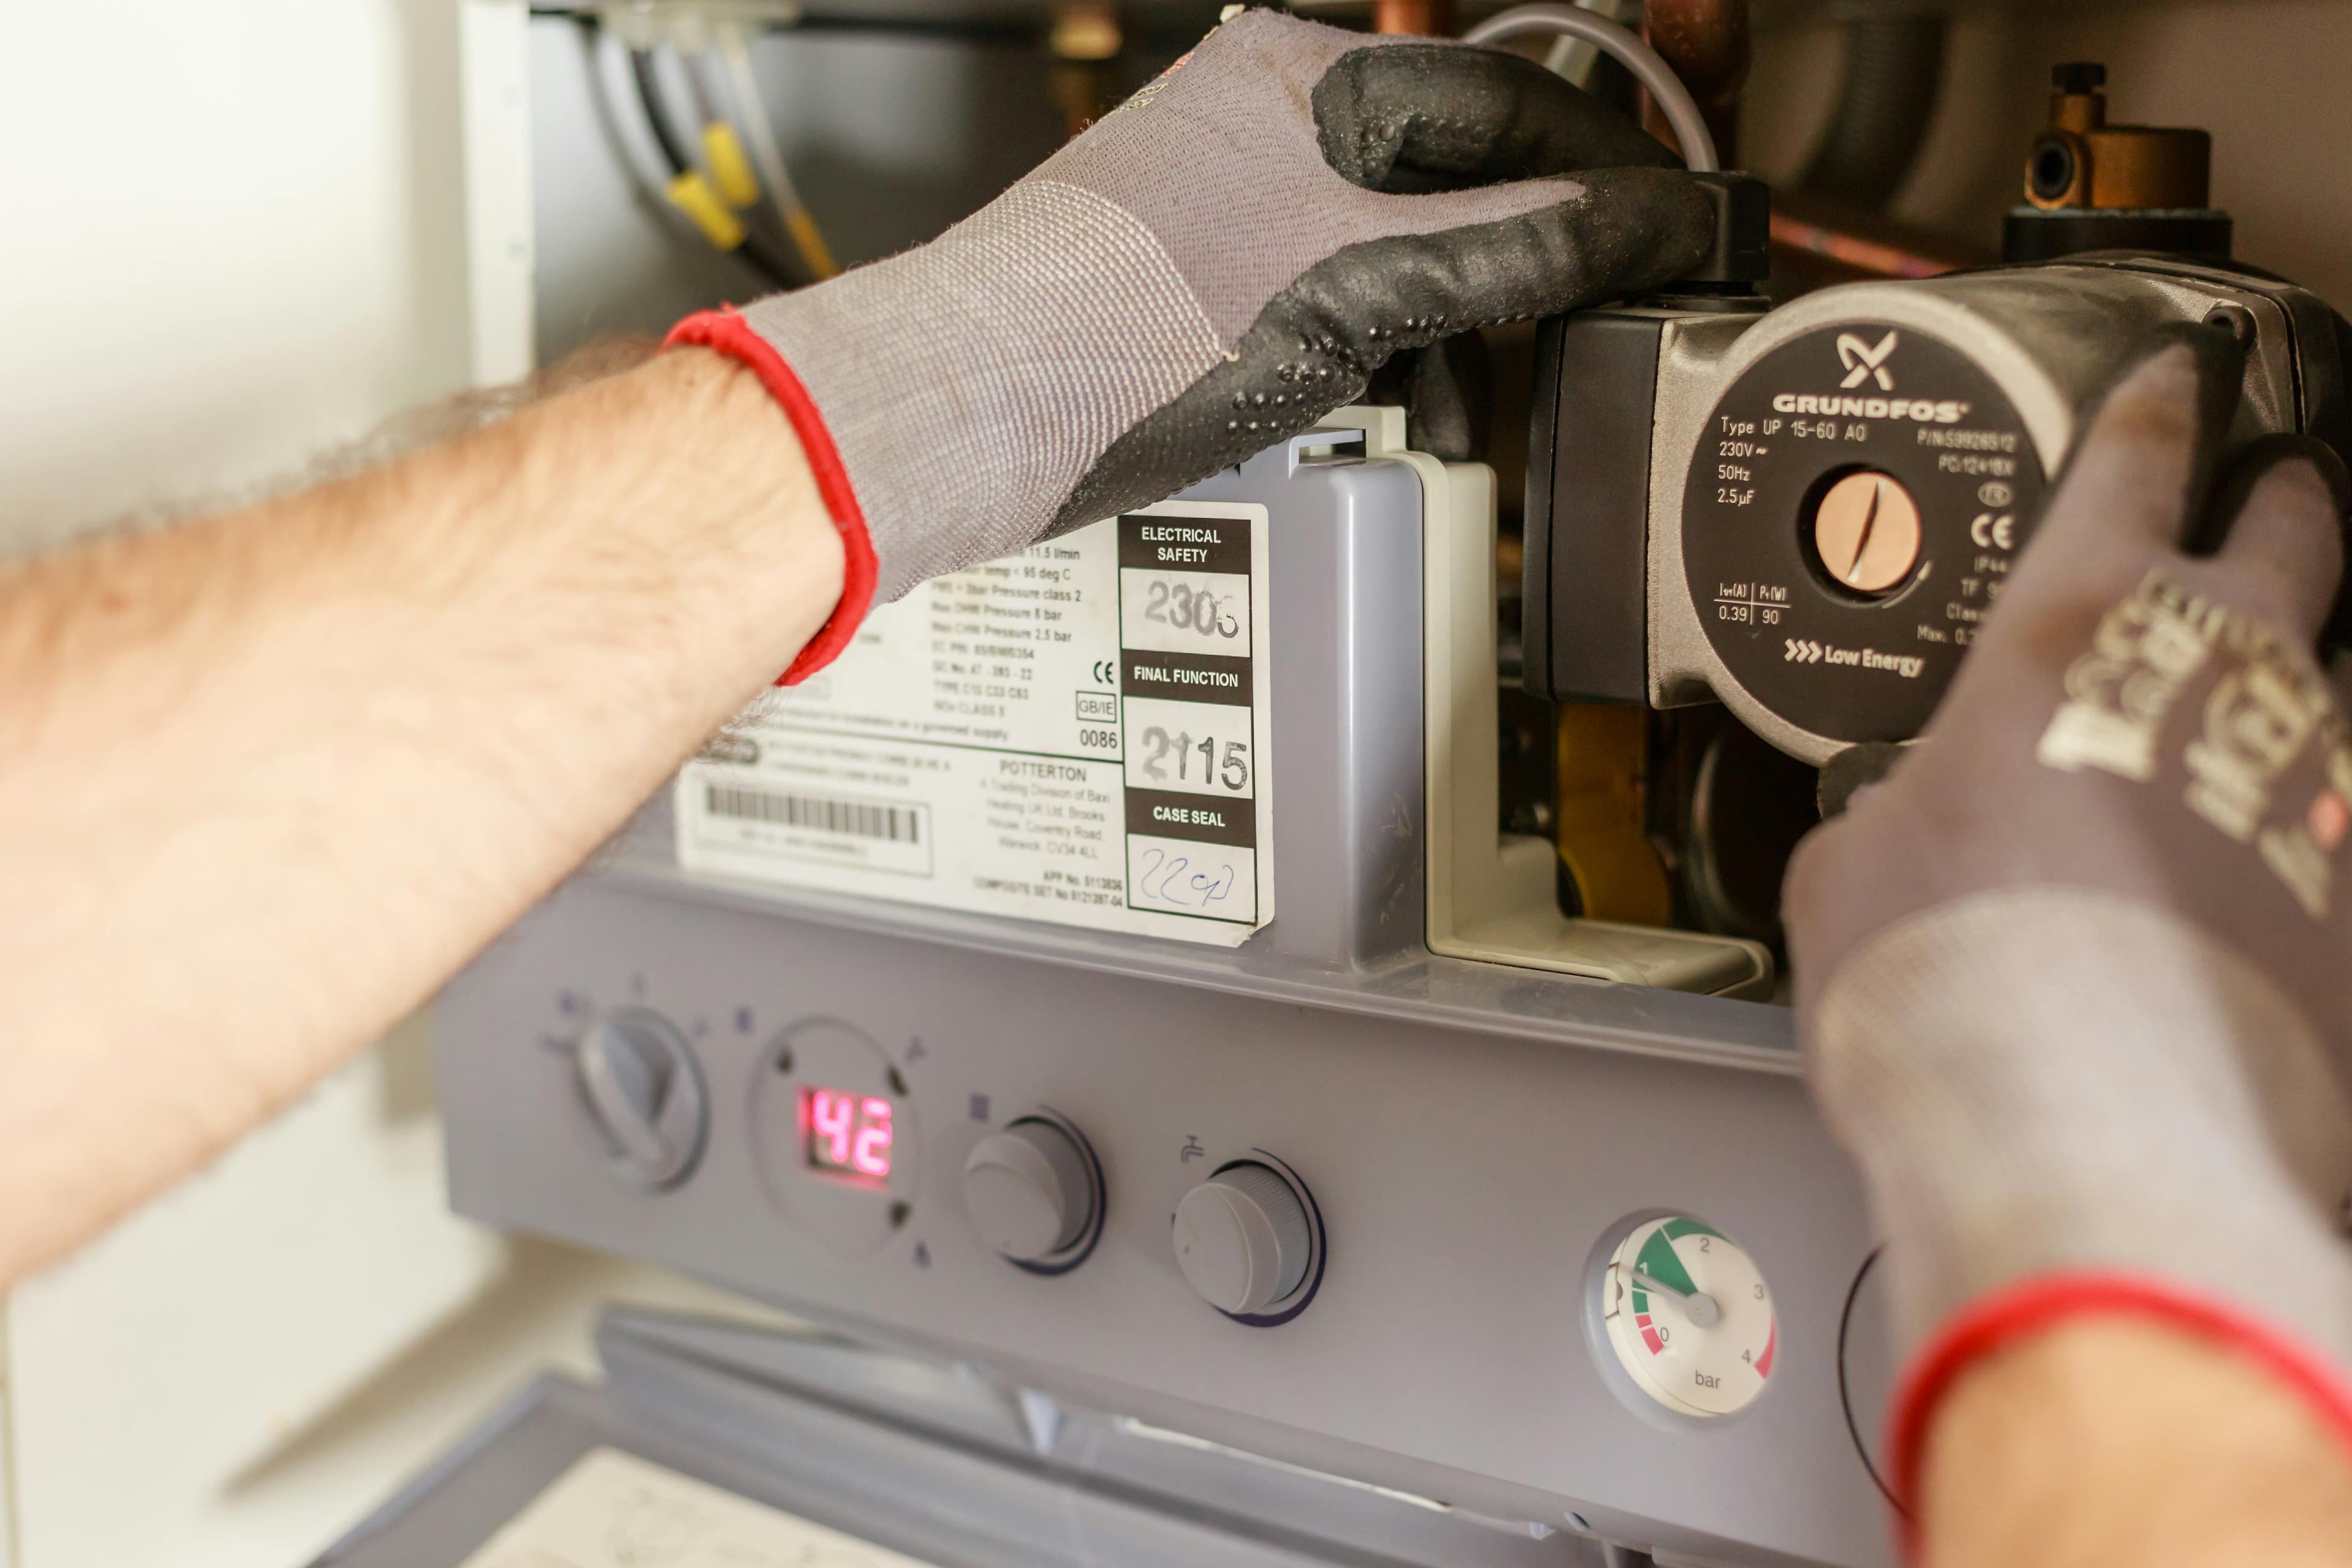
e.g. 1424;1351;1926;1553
1310;40;1683;190
1576;165;1719;293
667;307;881;684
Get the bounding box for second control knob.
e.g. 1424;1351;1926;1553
962;1114;1102;1271
1173;1159;1322;1321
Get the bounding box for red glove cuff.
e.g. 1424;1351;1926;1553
666;307;878;685
1888;1272;2352;1555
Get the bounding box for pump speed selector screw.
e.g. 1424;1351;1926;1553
1173;1161;1312;1316
2205;303;2257;348
1811;470;1923;595
963;1117;1096;1262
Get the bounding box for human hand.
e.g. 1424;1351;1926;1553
1784;326;2352;1500
672;9;1712;678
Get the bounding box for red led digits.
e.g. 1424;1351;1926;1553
802;1087;894;1188
809;1087;854;1167
853;1098;894;1177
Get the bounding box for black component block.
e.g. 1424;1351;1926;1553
1523;312;1664;705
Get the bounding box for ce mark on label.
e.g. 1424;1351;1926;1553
1970;513;2017;551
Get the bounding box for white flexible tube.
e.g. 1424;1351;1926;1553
1461;3;1720;173
1536;0;1632;89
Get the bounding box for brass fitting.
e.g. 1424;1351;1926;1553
2024;62;2211;211
1554;704;1672;926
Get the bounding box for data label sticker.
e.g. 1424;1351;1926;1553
677;503;1274;945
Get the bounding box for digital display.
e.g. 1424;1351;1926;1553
802;1086;894;1188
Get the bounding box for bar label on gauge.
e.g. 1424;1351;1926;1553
676;504;1274;945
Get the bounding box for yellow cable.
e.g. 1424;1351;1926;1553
784;207;840;280
701;122;761;209
712;23;842;282
665;170;745;252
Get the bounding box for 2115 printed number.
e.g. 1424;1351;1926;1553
1140;729;1250;791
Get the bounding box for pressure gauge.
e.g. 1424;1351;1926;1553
1599;1216;1777;1417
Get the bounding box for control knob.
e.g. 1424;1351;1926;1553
573;1009;706;1189
1172;1161;1316;1317
963;1116;1099;1265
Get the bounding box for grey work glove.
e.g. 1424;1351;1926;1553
671;9;1711;678
1784;328;2352;1506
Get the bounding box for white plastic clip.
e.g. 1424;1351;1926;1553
1285;427;1368;475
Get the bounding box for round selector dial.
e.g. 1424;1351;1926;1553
962;1115;1102;1267
1682;322;2048;746
1811;470;1923;595
573;1008;707;1189
1172;1160;1320;1320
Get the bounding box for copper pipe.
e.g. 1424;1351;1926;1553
1373;0;1457;36
1765;190;1987;288
1768;213;1953;280
1641;0;1749;168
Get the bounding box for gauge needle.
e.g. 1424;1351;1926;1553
1634;1268;1722;1329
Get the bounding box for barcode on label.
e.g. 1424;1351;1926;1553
704;785;921;844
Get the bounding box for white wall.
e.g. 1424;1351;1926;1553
0;1;493;551
4;1021;515;1568
0;5;531;1566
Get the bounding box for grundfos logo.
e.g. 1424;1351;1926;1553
1838;330;1899;390
1771;329;1971;423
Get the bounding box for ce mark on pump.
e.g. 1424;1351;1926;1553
1969;512;2017;551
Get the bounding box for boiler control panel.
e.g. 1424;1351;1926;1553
442;872;1894;1568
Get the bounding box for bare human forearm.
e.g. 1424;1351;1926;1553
1920;1321;2352;1566
0;347;840;1285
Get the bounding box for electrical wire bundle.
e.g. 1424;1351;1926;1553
616;16;839;289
